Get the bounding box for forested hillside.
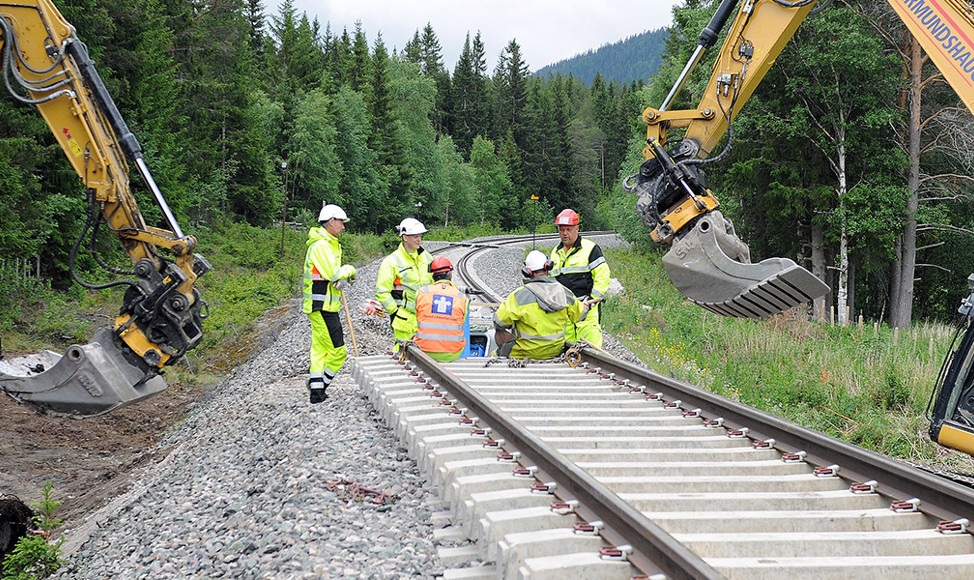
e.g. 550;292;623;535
1;0;973;328
536;28;668;84
0;0;642;277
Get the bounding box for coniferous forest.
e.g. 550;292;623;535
2;0;973;326
537;28;669;85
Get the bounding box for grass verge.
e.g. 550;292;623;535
602;246;974;473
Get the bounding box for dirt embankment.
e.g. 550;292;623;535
0;380;206;534
0;303;297;541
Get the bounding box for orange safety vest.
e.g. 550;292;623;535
414;282;467;354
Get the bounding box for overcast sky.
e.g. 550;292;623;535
270;1;683;71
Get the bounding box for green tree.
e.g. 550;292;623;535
245;0;267;59
322;25;353;92
449;32;491;158
435;135;477;227
861;1;974;327
289;89;341;213
1;482;63;580
492;39;530;147
332;86;386;228
163;0;278;224
470;136;513;227
347;22;373;95
382;60;441;228
778;7;904;324
521;77;575;213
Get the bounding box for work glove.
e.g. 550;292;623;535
338;265;356;279
334;278;350;292
578;301;591;322
465;288;486;296
309;383;327;404
362;299;386;316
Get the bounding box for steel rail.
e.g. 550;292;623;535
581;347;974;524
403;344;724;580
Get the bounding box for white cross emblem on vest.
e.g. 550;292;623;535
432;294;453;315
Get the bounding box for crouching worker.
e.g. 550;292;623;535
303;204;356;404
413;257;469;362
493;250;587;360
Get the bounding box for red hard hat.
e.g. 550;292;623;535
555;209;579;226
429;256;454;274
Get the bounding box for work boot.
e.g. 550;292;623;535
308;380;327;404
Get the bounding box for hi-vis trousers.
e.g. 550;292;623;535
309;310;346;388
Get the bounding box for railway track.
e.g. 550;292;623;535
352;349;974;579
350;234;974;579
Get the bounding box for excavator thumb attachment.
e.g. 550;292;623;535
663;210;829;318
0;327;166;417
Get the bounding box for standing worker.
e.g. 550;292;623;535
375;217;433;350
494;250;587;360
549;209;611;348
414;257;469;362
303;204;356;404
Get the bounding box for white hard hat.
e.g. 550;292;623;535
523;250;551;273
396;217;427;236
319;203;349;223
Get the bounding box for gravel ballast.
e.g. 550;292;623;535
53;234;632;579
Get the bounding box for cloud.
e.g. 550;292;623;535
275;0;679;71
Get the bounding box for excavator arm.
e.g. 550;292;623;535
627;0;830;317
631;0;974;454
629;0;974;318
0;0;209;416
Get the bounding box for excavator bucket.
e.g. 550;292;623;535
663;210;829;318
0;327;167;417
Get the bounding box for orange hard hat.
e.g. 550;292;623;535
429;256;454;274
555;208;579;226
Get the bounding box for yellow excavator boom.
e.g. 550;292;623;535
631;0;974;454
0;0;208;415
629;0;974;318
891;0;974;115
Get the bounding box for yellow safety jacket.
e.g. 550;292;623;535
375;243;433;335
302;226;349;314
415;281;468;361
549;237;610;301
494;277;585;360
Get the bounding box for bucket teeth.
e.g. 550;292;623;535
663;211;829;318
0;327;166;417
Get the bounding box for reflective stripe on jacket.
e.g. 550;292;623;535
494;277;584;360
415;281;468;355
303;226;344;313
375;243;433;317
550;237;611;300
